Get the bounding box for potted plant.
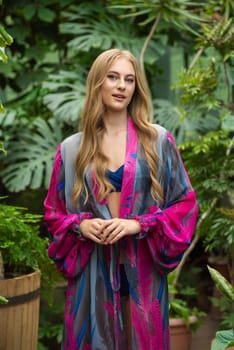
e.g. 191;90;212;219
207;265;234;350
168;271;205;350
0;198;56;350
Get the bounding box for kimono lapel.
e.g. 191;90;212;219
119;117;138;218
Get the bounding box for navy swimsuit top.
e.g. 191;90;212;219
107;165;124;192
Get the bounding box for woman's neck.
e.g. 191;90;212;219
103;112;128;135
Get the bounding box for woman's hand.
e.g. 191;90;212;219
101;218;141;244
80;218;141;244
79;218;106;244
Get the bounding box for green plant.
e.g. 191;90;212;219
168;271;205;330
0;197;57;298
0;21;13;112
0;295;8;304
205;208;234;272
0;117;63;192
208;265;234;350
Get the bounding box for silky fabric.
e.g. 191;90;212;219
107;165;124;192
44;117;198;350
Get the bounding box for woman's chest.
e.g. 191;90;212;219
101;132;126;170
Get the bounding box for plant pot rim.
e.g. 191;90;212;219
169;315;198;326
3;270;41;281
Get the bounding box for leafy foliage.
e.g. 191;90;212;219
204;209;234;255
110;0;202;33
211;329;234;350
207;265;234;334
60;3;166;65
0;0;13;112
43;70;86;126
0;198;57;295
153;98;220;144
168;271;205;327
172;60;219;108
196;17;234;61
0;117;63;191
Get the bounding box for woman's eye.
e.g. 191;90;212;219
126;78;134;83
107;74;117;80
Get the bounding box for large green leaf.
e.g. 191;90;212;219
109;0;202;34
0;117;62;192
211;329;234;350
60;3;166;65
43;70;86;126
153;98;220;144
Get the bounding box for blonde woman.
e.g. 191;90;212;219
44;48;198;350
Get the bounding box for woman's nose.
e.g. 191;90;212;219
118;77;126;89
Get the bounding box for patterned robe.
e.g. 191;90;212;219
44;118;198;350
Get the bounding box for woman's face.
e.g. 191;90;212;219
101;57;136;114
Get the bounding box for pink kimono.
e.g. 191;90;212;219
44;118;198;350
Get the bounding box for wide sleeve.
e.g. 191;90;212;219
132;132;198;274
44;144;94;278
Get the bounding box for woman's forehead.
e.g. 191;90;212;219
107;57;135;75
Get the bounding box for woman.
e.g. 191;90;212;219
44;48;198;350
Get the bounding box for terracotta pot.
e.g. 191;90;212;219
169;315;198;350
0;271;40;350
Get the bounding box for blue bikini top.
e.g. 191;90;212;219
107;165;124;192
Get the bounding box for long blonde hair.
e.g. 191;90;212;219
72;48;163;204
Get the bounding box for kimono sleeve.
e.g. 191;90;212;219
132;132;198;274
44;144;94;278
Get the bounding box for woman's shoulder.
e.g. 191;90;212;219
151;123;167;135
61;132;83;148
60;132;83;160
151;123;168;142
150;123;178;151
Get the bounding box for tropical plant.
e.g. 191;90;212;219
0;116;63;192
0;0;13;151
168;271;205;329
0;197;57;297
208;265;234;350
0;19;13;112
0;196;58;349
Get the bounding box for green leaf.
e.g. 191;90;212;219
0;295;8;304
0;25;13;45
59;6;165;64
0;117;62;192
207;265;234;302
23;4;36;20
0;141;6;154
0;47;7;63
211;329;234;350
43;70;87;125
38;7;56;23
153;98;220;144
222;114;234;131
